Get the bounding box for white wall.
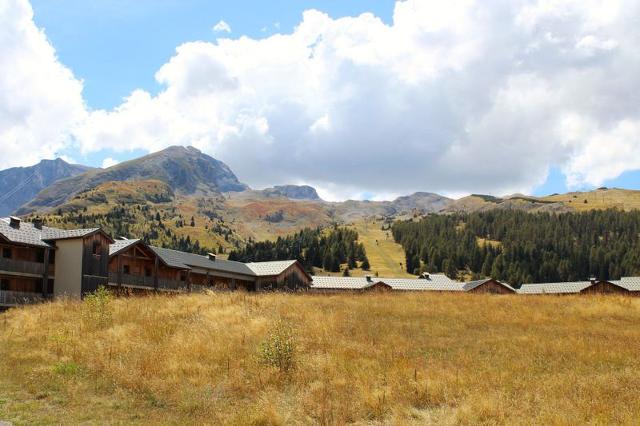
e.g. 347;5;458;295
53;239;83;299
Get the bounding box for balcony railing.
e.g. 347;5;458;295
0;257;52;276
108;273;185;291
0;290;48;306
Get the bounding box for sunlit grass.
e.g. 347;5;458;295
1;292;640;424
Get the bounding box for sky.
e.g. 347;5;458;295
1;0;639;201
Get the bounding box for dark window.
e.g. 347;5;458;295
0;278;9;291
145;267;152;277
2;248;12;259
123;265;130;274
92;241;102;256
36;249;45;263
47;279;54;294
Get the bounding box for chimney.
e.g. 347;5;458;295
9;216;21;229
421;272;430;280
365;275;372;282
590;276;597;284
32;218;43;230
208;253;216;261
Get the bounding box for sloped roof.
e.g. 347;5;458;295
377;275;464;291
613;277;640;291
41;227;104;241
245;260;298;276
516;281;591;294
311;274;463;291
463;278;516;292
0;218;107;248
311;276;373;290
109;238;141;256
0;218;51;247
150;246;255;277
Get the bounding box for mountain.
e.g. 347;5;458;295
17;146;248;214
0;158;92;216
261;185;321;200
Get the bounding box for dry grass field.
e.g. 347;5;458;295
2;292;640;425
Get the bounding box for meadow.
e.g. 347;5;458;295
1;292;639;425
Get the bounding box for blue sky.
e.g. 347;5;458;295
2;0;639;200
30;1;395;110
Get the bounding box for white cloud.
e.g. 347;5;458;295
3;0;640;199
101;157;119;168
0;0;85;169
212;20;231;33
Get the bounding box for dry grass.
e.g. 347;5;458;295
346;220;413;278
1;292;640;425
542;188;640;211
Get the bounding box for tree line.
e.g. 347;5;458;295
392;209;640;285
229;226;370;274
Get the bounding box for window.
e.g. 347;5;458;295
123;265;130;274
0;278;9;291
92;241;102;256
145;267;152;277
36;249;45;263
2;247;12;259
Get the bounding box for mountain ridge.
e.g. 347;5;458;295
0;158;92;216
16;146;248;214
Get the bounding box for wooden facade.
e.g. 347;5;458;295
366;281;393;292
81;232;112;294
255;262;311;291
467;279;515;294
108;242;186;292
0;234;54;300
581;280;629;295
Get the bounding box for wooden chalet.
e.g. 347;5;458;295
108;239;311;293
463;278;516;294
0;216;112;307
245;260;312;291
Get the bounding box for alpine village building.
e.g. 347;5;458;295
1;216;639;309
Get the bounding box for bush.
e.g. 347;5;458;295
259;319;297;372
82;286;113;330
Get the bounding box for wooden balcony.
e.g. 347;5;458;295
0;290;48;306
0;257;53;277
108;272;185;291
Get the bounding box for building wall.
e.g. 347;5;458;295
54;239;84;298
0;275;52;293
581;281;628;295
256;264;311;291
365;282;393;292
469;280;514;294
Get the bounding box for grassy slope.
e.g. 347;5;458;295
348;219;413;278
2;293;640;424
542;188;640;211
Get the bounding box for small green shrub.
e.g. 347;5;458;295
53;361;82;377
82;286;113;330
259;319;297;372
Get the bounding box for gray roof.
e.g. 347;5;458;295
311;274;463;291
245;260;298;276
311;276;373;290
612;277;640;292
0;217;103;248
516;281;592;294
41;227;102;241
463;278;516;292
109;238;141;256
150;246;255;277
376;275;464;291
